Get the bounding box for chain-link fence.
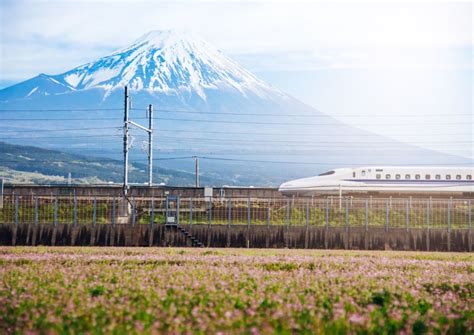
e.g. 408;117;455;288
0;195;472;229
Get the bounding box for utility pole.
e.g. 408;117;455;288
148;104;153;186
123;86;153;191
194;156;199;187
123;86;130;196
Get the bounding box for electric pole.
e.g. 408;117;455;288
123;86;130;196
148;104;153;186
123;86;153;191
194;156;199;187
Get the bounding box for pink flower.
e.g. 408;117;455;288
349;313;366;325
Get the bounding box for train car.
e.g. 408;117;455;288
278;166;474;197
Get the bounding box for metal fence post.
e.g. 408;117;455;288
365;199;368;231
405;200;409;232
385;199;389;232
447;199;451;231
286;198;290;226
208;199;212;226
325;198;329;228
305;201;309;227
34;196;39;225
345;198;349;231
150;197;154;226
468;200;471;232
14;195;19;226
190;197;193;226
111;196;115;227
131;199;135;227
177;197;180;225
93;197;97;227
426;199;430;229
247;198;251;248
266;202;270;226
247;197;251;227
54;196;58;226
227;199;232;226
72;194;77;227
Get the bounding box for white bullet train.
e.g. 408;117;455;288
279;167;474;196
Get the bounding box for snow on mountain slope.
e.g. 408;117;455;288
36;30;281;101
0;74;73;102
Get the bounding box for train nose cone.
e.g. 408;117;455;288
278;182;292;192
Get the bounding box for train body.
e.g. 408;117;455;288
278;166;474;196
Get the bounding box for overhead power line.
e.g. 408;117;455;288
0;116;470;126
129;108;472;118
0;128;470;136
1;107;471;118
0;156;471;166
0;127;121;133
0;108;122;112
0;133;471;146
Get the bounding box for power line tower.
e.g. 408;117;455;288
123;86;154;197
123;86;130;196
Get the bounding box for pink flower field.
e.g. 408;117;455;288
0;247;472;334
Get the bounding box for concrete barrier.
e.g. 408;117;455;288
0;224;471;251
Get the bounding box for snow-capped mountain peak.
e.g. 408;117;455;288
54;30;277;100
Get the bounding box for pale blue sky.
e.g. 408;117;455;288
0;0;472;158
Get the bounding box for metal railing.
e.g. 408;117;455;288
0;195;472;229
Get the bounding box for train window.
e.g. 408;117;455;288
446;175;451;180
435;174;441;180
385;174;391;179
425;174;431;180
353;172;356;178
395;174;401;180
467;175;472;180
415;174;421;180
362;170;366;176
376;174;381;179
405;174;410;180
456;175;461;180
318;170;335;176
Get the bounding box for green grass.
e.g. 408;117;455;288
0;247;472;334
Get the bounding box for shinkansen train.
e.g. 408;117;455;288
278;167;474;196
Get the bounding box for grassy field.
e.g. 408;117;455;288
1;247;473;334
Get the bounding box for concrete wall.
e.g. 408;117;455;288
3;185;282;199
0;224;471;252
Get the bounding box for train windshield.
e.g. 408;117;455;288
318;170;335;176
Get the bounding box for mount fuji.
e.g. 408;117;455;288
0;30;470;185
0;30;286;107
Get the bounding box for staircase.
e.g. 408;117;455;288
166;224;204;247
